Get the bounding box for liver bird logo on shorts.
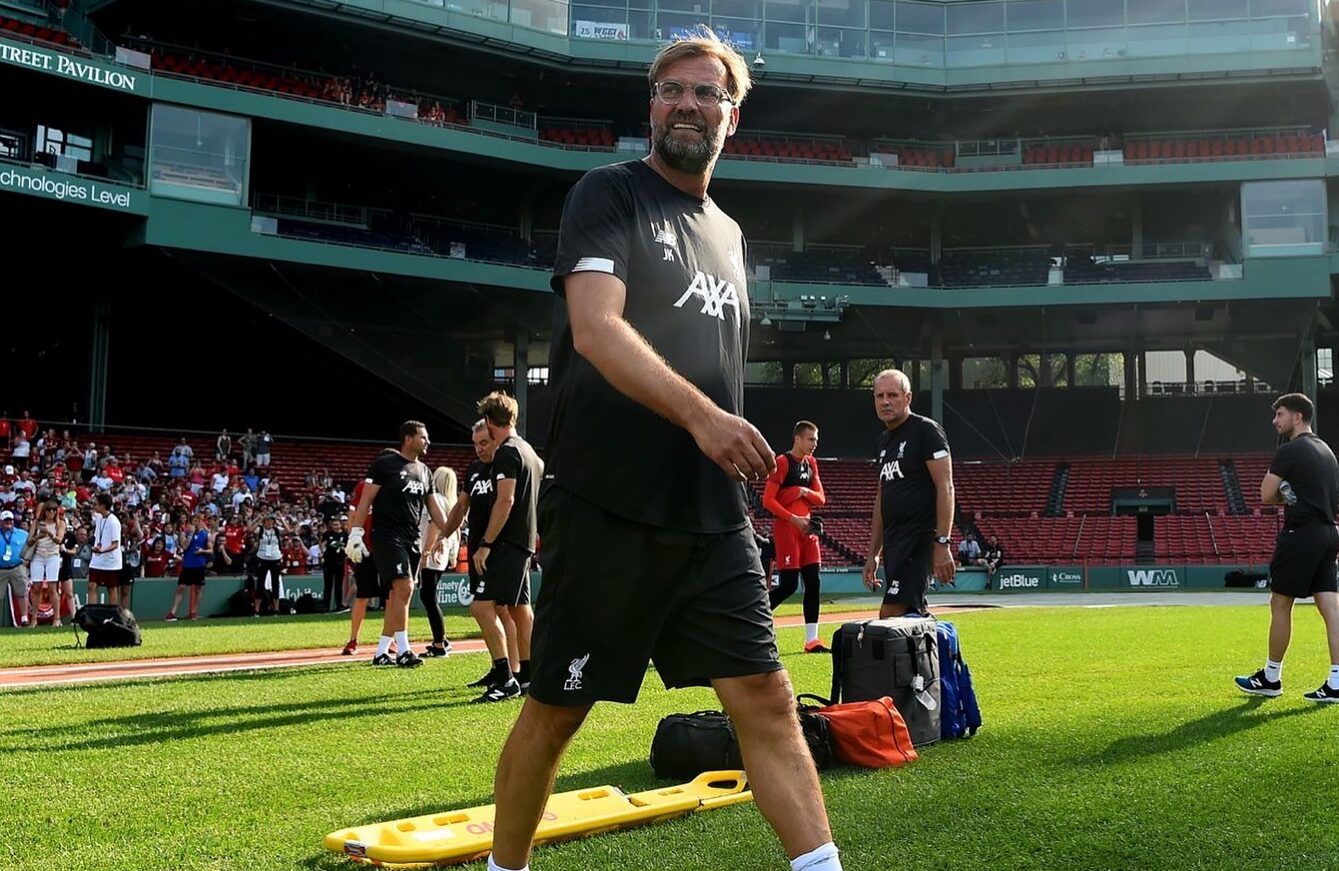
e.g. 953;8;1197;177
564;653;590;691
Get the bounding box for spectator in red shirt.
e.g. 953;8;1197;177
142;538;171;577
283;535;308;575
0;414;10;450
16;411;37;442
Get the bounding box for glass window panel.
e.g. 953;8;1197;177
895;31;944;64
870;0;894;29
896;1;944;34
1249;14;1310;48
816;24;866;54
573;4;624;20
947;33;1005;64
629;9;655;37
1242;179;1326;255
511;0;568;33
658;0;701;10
1067;25;1124;58
713;16;760;49
1125;21;1187;55
149;104;249;206
765;0;812;23
1189;0;1247;19
1066;0;1124;27
1187;17;1251;49
765;19;812;51
1250;0;1308;16
714;0;761;17
870;28;895;55
1006;27;1066;60
948;2;1003;34
817;0;864;28
659;9;711;37
1127;0;1186;24
1006;0;1063;31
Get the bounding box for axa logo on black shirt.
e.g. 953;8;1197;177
673;271;740;320
367;451;431;546
877;414;950;537
470;477;494;498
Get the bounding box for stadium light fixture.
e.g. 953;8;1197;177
760;314;773;327
752;52;765;68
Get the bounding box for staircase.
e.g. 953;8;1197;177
1220;459;1249;515
1045;462;1070;517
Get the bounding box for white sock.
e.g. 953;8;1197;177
1264;659;1283;683
1328;665;1339;690
791;842;841;871
395;630;410;656
805;623;819;644
487;855;528;871
376;635;393;657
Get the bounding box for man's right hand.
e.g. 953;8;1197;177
863;556;881;590
788;514;810;533
344;528;369;564
689;407;775;482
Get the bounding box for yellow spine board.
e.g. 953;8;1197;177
324;771;752;867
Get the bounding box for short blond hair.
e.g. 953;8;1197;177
477;391;519;427
649;25;752;106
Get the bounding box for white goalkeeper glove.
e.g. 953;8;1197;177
345;527;370;563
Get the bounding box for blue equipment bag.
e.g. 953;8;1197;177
936;621;981;740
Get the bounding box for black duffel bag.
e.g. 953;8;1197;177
649;710;743;779
74;604;142;649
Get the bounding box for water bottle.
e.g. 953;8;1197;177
1279;480;1298;505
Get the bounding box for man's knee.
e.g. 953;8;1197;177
514;697;592;745
715;670;796;725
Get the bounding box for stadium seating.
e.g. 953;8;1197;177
1123;133;1323;163
722;136;852;164
1064;258;1211;284
1022;143;1094;166
754;249;885;285
539;126;615;148
936;250;1051;288
0;15;81;48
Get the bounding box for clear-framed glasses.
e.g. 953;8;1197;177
651;80;733;107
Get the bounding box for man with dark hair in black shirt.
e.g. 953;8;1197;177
321;516;348;612
439;420;523;689
1236;392;1339;703
345;420;452;668
469;392;542;703
485;29;840;871
864;368;956;619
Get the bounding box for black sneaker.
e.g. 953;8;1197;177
1235;669;1282;698
396;650;424;668
518;681;530;697
1302;682;1339;703
372;653;394;667
467;671;494;688
473;678;521;703
422;643;451;658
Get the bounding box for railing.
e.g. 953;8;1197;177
0;153;145;188
252;194;369;228
471;101;536;130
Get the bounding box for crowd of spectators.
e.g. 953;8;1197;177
0;413;369;625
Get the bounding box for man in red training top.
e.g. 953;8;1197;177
763;420;827;652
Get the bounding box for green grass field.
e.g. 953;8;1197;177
4;604;1338;870
0;598;876;669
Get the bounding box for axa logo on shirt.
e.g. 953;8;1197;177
470;478;494;498
673;271;740;320
401;478;427;495
879;460;904;482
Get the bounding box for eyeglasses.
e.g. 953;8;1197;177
651;80;733;107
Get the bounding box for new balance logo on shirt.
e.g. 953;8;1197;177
673;271;740;320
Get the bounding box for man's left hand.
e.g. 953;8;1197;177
473;545;490;576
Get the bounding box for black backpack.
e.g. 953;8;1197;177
294;592;320;614
649;710;743;779
227;589;254;617
74;604;142;649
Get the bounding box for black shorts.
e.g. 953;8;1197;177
371;536;419;587
882;532;933;614
1270;523;1339;599
178;566;207;587
353;557;384;600
529;487;781;706
475;541;531;606
121;564;140;586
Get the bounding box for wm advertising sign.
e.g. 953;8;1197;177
1126;568;1180;588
